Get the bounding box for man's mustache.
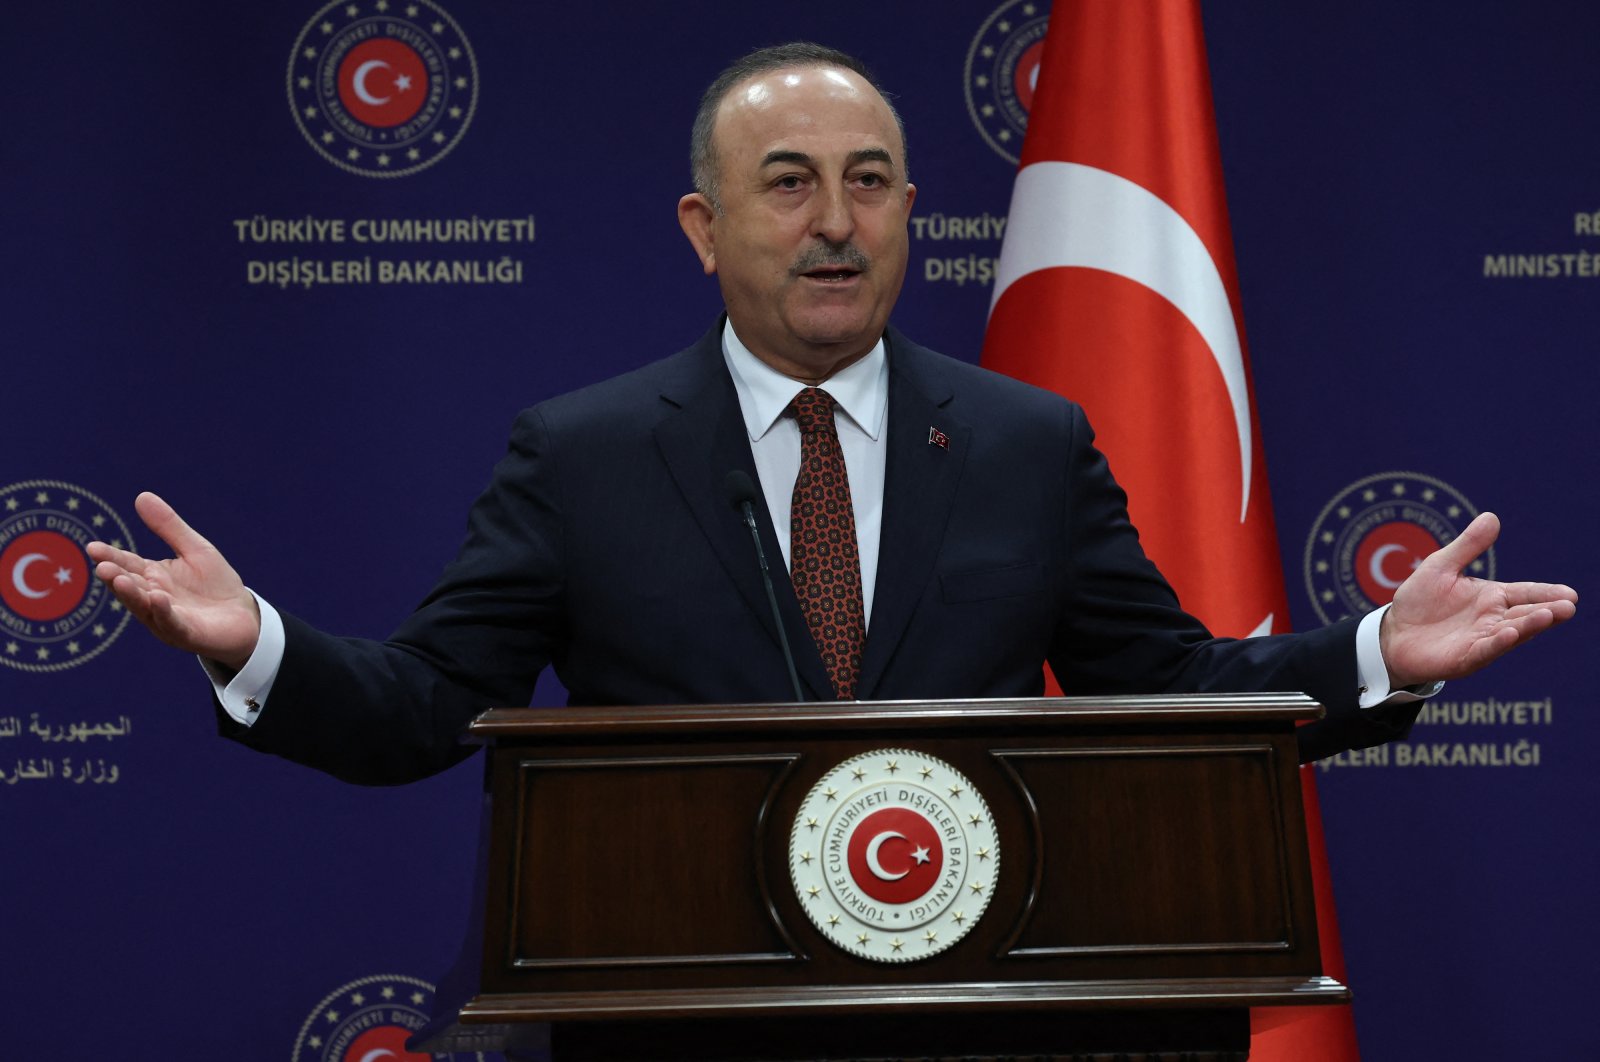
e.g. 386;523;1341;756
792;242;870;275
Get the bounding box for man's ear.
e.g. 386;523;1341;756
677;193;718;276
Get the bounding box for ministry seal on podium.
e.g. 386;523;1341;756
790;748;1000;962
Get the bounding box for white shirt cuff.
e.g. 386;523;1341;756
1356;603;1445;709
199;590;285;727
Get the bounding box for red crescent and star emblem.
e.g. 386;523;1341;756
288;0;478;178
0;530;88;622
1352;521;1440;605
964;0;1052;165
342;1025;425;1061
337;38;429;128
1304;471;1490;624
0;480;134;673
790;749;999;962
846;807;944;904
291;974;483;1062
1010;38;1046;113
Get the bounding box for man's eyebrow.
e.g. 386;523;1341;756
847;147;895;168
758;147;898;170
760;150;816;168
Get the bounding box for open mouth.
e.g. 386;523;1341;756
801;268;861;282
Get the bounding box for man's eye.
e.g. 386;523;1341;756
857;173;885;188
776;175;804;190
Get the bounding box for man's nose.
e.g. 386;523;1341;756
809;181;855;243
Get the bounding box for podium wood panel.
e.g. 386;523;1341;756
507;753;801;969
999;744;1296;959
419;695;1344;1059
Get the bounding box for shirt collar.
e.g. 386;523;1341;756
721;319;888;443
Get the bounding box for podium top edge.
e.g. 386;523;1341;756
466;692;1324;740
444;975;1351;1025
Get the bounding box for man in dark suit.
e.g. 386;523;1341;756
85;44;1576;785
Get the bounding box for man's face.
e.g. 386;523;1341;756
679;65;916;381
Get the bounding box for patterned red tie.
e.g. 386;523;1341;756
787;387;866;700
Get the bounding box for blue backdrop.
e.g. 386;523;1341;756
5;2;1594;1057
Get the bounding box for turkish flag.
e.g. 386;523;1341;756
981;3;1360;1058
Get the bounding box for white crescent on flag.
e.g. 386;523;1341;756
991;161;1254;522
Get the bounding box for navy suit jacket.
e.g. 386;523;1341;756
231;324;1416;783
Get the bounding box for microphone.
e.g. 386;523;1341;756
724;470;806;702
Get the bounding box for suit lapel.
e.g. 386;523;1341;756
652;330;833;701
856;334;970;698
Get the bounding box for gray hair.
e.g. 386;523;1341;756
689;42;907;212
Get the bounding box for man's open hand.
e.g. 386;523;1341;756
86;492;261;672
1381;512;1577;688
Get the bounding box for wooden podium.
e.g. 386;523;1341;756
413;694;1346;1061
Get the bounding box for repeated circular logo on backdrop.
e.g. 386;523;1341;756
287;0;478;178
965;0;1051;165
291;974;484;1062
0;480;133;673
1304;471;1491;625
790;749;999;962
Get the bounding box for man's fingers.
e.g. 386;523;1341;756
95;561;141;592
1493;607;1558;647
106;575;190;648
87;541;149;574
1501;602;1552;623
1501;581;1579;609
1466;606;1566;670
1425;511;1501;573
144;587;179;634
1461;623;1524;674
94;558;170;600
133;491;212;558
107;571;155;620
